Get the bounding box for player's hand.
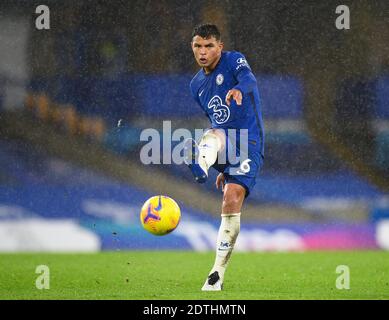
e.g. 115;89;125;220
215;173;226;192
225;89;242;106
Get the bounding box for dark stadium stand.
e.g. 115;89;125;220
374;76;389;170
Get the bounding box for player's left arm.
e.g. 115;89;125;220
225;52;257;106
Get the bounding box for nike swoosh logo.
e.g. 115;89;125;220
199;89;204;97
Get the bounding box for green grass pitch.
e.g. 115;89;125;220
0;251;388;300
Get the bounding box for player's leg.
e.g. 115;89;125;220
202;182;245;291
198;128;225;174
184;129;225;183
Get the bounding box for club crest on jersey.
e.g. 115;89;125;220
216;73;224;85
208;95;230;124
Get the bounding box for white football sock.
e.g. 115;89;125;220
210;213;241;282
198;132;222;175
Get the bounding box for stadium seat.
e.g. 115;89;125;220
373;76;389;170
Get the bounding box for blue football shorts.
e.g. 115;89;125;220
212;138;264;198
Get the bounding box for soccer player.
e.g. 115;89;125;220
186;24;265;291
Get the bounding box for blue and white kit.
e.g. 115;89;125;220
190;51;265;196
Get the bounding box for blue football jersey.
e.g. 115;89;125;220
190;51;264;157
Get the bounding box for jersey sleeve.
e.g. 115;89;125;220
228;51;257;95
228;51;252;76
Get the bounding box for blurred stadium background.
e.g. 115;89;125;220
0;0;389;253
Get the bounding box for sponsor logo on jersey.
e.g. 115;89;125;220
237;57;247;64
207;95;230;124
236;57;250;70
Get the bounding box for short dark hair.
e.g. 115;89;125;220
192;24;221;41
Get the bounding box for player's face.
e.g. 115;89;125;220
191;36;223;73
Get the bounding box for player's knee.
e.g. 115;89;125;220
222;190;244;213
202;129;225;150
